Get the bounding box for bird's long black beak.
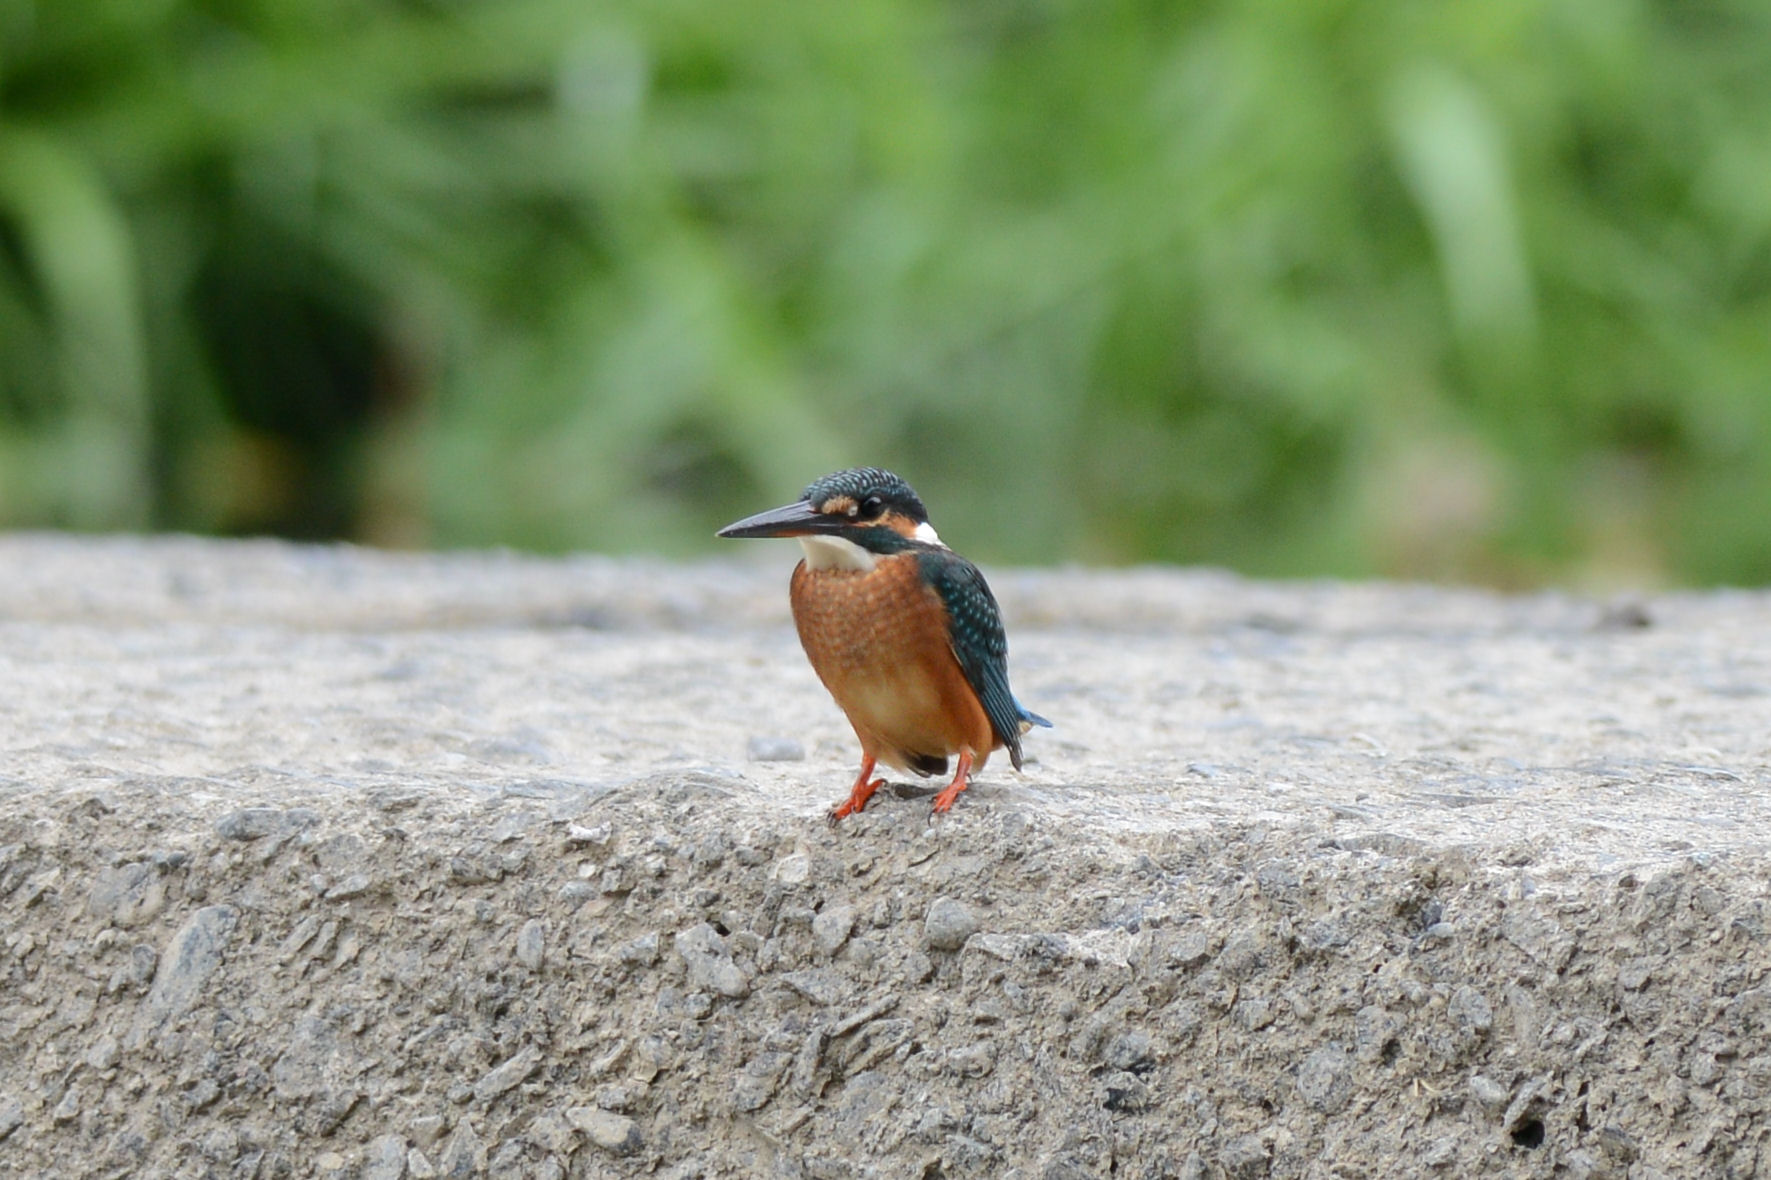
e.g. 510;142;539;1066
716;499;838;539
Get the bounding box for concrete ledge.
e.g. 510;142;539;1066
0;536;1766;1178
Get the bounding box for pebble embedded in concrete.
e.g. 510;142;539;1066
567;1107;642;1155
215;808;290;841
516;919;546;971
923;897;977;951
474;1046;542;1103
361;1134;407;1180
1296;1044;1352;1114
407;1115;446;1151
811;903;855;956
437;1121;484;1178
674;923;750;998
1469;1074;1509;1111
131;905;238;1048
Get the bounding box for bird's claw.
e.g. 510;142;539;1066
828;777;887;825
929;749;975;815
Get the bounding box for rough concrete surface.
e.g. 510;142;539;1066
2;534;1770;1179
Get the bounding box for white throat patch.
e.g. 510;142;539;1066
913;521;946;547
799;534;877;572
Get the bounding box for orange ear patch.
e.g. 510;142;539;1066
879;511;923;539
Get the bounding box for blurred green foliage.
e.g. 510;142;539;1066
2;0;1769;584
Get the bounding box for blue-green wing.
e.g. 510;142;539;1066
918;550;1035;769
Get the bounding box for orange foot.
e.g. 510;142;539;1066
828;754;883;824
930;749;976;814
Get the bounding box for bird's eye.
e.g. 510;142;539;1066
860;495;885;519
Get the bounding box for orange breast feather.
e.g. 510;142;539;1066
789;555;996;773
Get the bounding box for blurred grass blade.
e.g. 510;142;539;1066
1386;64;1538;359
0;126;149;526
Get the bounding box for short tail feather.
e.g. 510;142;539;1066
1014;696;1052;734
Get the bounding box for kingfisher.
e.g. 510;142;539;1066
718;467;1050;821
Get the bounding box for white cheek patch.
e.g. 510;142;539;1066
913;521;946;547
799;535;877;572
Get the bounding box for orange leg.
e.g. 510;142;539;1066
828;752;886;823
930;749;976;814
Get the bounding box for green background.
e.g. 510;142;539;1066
3;0;1768;585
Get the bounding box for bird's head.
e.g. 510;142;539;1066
717;467;944;569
